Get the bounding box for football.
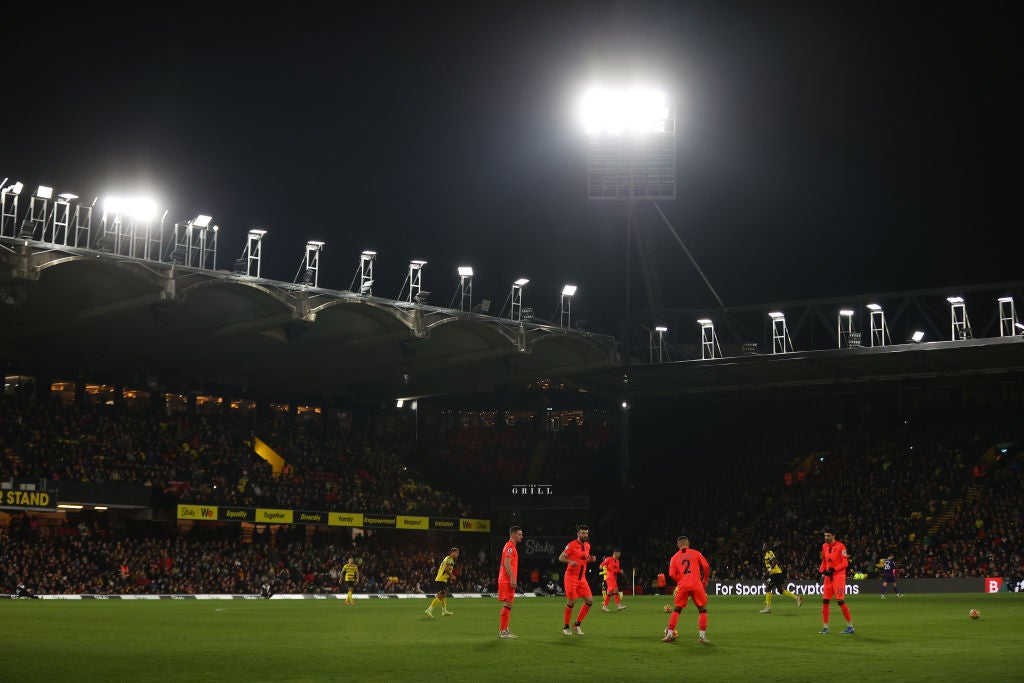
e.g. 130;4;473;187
663;604;672;613
969;609;980;620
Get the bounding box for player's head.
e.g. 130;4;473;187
677;535;690;549
450;547;460;558
347;557;353;564
823;526;835;543
509;526;523;542
612;547;621;558
577;525;589;540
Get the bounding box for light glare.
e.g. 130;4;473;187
562;284;577;296
580;87;669;135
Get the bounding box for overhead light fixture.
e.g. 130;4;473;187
867;303;882;311
839;309;854;317
911;330;925;342
768;311;785;319
410;259;427;267
657;325;670;332
946;296;964;304
396;399;404;408
58;504;84;510
35;185;53;199
514;278;529;287
562;284;577;297
248;228;267;238
192;214;213;228
57;192;79;201
3;181;24;195
695;319;710;326
580;86;670;135
458;266;474;277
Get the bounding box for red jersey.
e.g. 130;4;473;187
669;547;710;590
562;538;592;581
819;540;848;575
600;556;621;580
498;540;518;583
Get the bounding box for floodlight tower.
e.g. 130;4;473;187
457;266;473;311
866;303;891;347
947;296;972;340
998;297;1017;337
295;240;324;286
838;309;860;349
20;185;52;239
359;250;376;295
407;260;427;303
511;278;529;322
581;86;676;360
769;311;793;354
560;284;577;328
237;229;267;277
650;325;668;363
0;181;24;238
697;318;721;359
48;192;78;245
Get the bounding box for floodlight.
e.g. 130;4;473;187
562;284;577;297
57;192;78;201
768;311;785;319
35;185;53;199
867;303;882;311
411;259;427;267
3;181;24;195
911;330;925;342
514;278;529;287
657;325;670;332
127;197;158;222
248;228;267;238
458;266;474;277
1016;323;1024;332
362;250;377;257
695;319;710;326
839;309;854;317
946;296;964;304
192;214;213;228
307;240;325;248
396;399;404;408
580;87;670;135
414;290;431;304
103;196;124;214
998;296;1013;303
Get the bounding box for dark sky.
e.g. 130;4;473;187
3;1;1021;334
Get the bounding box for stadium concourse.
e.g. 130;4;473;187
1;238;1024;596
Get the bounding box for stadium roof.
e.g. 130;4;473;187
0;241;619;403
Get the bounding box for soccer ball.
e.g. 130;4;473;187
969;609;980;620
663;604;672;613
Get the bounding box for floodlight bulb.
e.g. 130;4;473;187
35;185;53;199
58;192;79;201
947;296;964;304
307;240;325;247
249;228;267;237
128;197;158;222
867;303;882;311
839;309;854;317
998;296;1013;303
458;266;474;277
396;399;404;408
362;250;377;257
562;285;577;297
580;86;669;135
6;181;24;195
192;214;213;227
768;311;784;319
514;278;529;287
696;319;711;326
911;330;925;342
411;259;427;267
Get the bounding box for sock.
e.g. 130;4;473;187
564;605;573;627
698;611;708;631
881;586;886;596
429;598;440;610
668;611;680;631
603;595;610;608
346;589;353;602
822;602;830;625
500;605;510;631
614;594;621;606
576;603;591;625
765;592;773;608
441;598;447;610
783;589;798;601
840;603;852;623
893;584;899;594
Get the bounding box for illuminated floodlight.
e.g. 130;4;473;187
3;181;24;195
768;311;785;319
1016;323;1024;331
866;303;882;311
694;320;710;326
580;87;670;135
126;197;158;222
562;284;577;297
458;266;474;277
657;325;670;331
362;250;377;258
307;240;325;247
769;312;792;353
396;399;404;408
192;214;213;228
911;330;925;342
514;278;529;287
248;228;267;238
947;296;964;304
998;296;1014;303
839;309;854;317
35;185;53;199
57;192;79;201
411;259;427;267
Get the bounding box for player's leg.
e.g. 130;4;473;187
820;580;833;633
835;578;853;633
574;580;593;632
563;579;577;633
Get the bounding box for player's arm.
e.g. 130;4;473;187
503;554;517;587
559;550;576;566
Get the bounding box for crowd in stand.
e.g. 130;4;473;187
2;391;1022;595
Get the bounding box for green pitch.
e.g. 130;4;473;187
3;593;1020;682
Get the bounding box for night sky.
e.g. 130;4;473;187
3;2;1020;334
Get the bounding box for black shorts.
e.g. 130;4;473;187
433;580;450;596
346;581;357;591
766;572;787;591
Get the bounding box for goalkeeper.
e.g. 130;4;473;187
759;542;802;613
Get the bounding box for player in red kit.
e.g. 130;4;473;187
498;526;523;638
818;526;854;635
559;525;597;635
599;548;626;611
662;535;711;644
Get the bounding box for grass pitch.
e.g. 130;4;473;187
3;593;1020;682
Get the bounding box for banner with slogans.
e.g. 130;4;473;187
177;505;488;532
